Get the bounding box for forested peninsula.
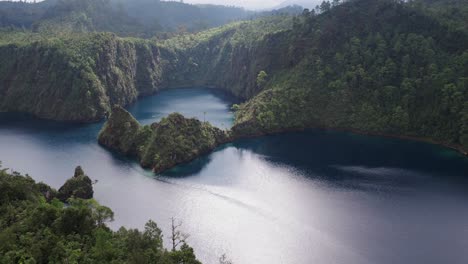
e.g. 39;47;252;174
98;106;231;173
1;0;467;160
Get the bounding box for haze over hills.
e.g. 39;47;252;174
275;0;323;9
0;0;304;37
0;0;298;10
0;0;254;36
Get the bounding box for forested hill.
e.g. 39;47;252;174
0;0;252;37
0;0;466;153
157;0;468;152
228;0;468;153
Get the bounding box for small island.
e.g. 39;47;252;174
98;106;232;173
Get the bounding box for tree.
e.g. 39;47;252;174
256;70;268;89
93;203;114;227
0;167;202;263
171;217;189;251
320;1;331;12
219;254;233;264
332;0;341;7
144;219;163;249
169;243;201;264
231;104;240;111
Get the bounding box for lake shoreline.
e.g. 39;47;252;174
234;126;468;158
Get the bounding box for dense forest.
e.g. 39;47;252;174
0;162;202;263
229;0;468;152
0;0;467;262
98;106;231;173
0;0;466;152
157;0;468;152
0;0;253;37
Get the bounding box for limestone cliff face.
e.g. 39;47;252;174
0;33;163;122
0;25;286;121
160;29;292;100
98;106;231;173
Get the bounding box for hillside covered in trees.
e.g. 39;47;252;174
0;162;201;263
0;0;253;37
159;0;468;153
0;0;467;261
228;0;468;152
0;0;466;155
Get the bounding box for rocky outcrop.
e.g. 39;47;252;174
97;105;143;154
98;106;231;173
57;166;94;202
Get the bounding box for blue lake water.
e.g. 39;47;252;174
0;87;467;264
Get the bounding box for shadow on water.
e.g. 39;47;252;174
2;111;467;193
244;130;468;191
163;155;213;177
161;128;468;193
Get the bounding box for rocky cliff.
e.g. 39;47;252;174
0;33;163;121
2;0;467;152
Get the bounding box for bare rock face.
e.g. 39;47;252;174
98;106;232;173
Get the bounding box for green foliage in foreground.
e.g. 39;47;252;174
0;162;201;264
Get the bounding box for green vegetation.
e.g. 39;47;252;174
158;14;295;98
0;162;201;263
256;71;268;89
159;0;468;152
98;106;230;173
0;0;466;153
57;166;94;202
6;0;468;261
228;0;468;153
0;32;164;121
0;0;252;38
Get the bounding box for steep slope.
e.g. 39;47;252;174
0;32;163;121
1;0;467;153
158;15;294;99
155;0;468;152
228;0;468;152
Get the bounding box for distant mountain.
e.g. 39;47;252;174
275;0;323;9
0;0;251;37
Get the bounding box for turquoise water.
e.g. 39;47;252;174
0;88;467;264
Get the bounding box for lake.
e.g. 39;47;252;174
0;87;467;264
